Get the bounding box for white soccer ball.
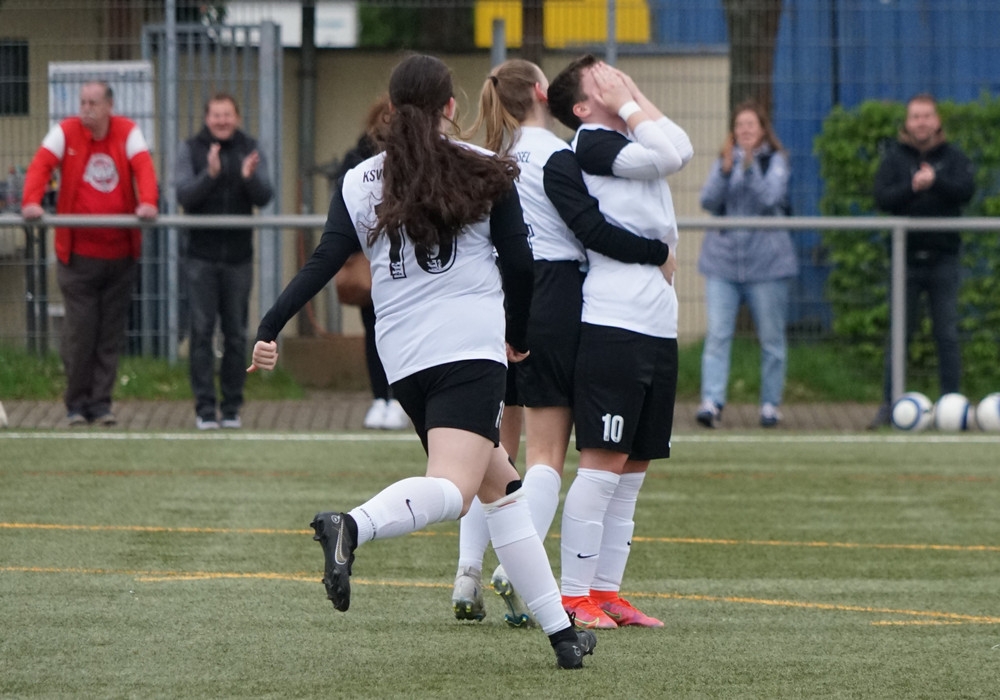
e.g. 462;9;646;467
934;393;972;431
975;393;1000;432
891;392;934;431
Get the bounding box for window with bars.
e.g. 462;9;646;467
0;39;29;116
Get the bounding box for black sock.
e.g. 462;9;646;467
548;623;577;648
343;513;359;551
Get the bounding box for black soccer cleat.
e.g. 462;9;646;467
310;511;355;612
553;629;597;670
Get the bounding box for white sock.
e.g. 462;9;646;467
456;496;489;571
350;476;463;545
523;464;562;541
559;468;621;597
483;490;571;636
592;472;645;593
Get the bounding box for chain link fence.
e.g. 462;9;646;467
2;0;998;394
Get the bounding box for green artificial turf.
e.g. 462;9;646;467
2;433;998;698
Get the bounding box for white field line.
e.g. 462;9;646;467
0;431;416;442
0;431;999;444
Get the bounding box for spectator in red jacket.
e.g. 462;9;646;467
22;80;159;427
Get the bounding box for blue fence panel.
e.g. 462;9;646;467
614;0;999;333
835;0;1000;106
650;0;726;46
772;1;833;330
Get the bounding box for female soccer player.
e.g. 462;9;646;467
547;55;693;628
249;54;595;669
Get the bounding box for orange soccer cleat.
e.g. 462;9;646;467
591;591;664;628
562;595;618;629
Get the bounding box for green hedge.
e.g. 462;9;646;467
813;96;1000;399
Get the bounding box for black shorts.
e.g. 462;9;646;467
515;260;584;408
573;323;677;461
505;360;520;407
391;359;507;452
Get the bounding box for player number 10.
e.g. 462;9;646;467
601;413;624;443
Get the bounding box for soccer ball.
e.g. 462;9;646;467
891;392;933;431
975;393;1000;432
934;393;972;431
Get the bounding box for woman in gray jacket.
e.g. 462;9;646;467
696;100;797;428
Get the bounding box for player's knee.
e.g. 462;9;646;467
481;482;525;513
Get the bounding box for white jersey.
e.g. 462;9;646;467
572;122;687;339
510;126;586;263
340;149;507;383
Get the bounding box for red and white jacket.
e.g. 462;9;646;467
22;115;158;263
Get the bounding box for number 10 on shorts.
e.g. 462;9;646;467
602;413;624;443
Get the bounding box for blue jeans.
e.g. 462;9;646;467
880;252;962;403
701;276;790;407
186;256;253;419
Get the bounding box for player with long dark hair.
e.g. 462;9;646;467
249;54;596;669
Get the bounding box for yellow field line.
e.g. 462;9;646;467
0;565;316;582
3;522;997;554
872;621;968;626
0;522;303;535
3;564;996;626
632;590;1000;626
633;536;1000;553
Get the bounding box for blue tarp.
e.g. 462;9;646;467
651;0;1000;330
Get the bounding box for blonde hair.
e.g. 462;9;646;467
465;59;544;155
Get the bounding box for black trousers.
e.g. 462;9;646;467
185;256;252;419
881;252;962;403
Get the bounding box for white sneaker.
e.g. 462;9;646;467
696;399;721;428
381;399;410;430
491;564;535;628
221;415;242;429
196;416;220;430
760;402;782;428
363;398;387;429
452;566;485;621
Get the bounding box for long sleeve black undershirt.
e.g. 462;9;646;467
257;184;534;353
542;149;669;265
490;186;534;353
256;187;360;343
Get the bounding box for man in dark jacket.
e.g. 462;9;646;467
868;93;975;428
176;94;273;429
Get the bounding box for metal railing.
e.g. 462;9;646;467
1;213;996;403
684;216;1000;403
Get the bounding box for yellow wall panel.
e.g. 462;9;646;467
475;0;650;49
